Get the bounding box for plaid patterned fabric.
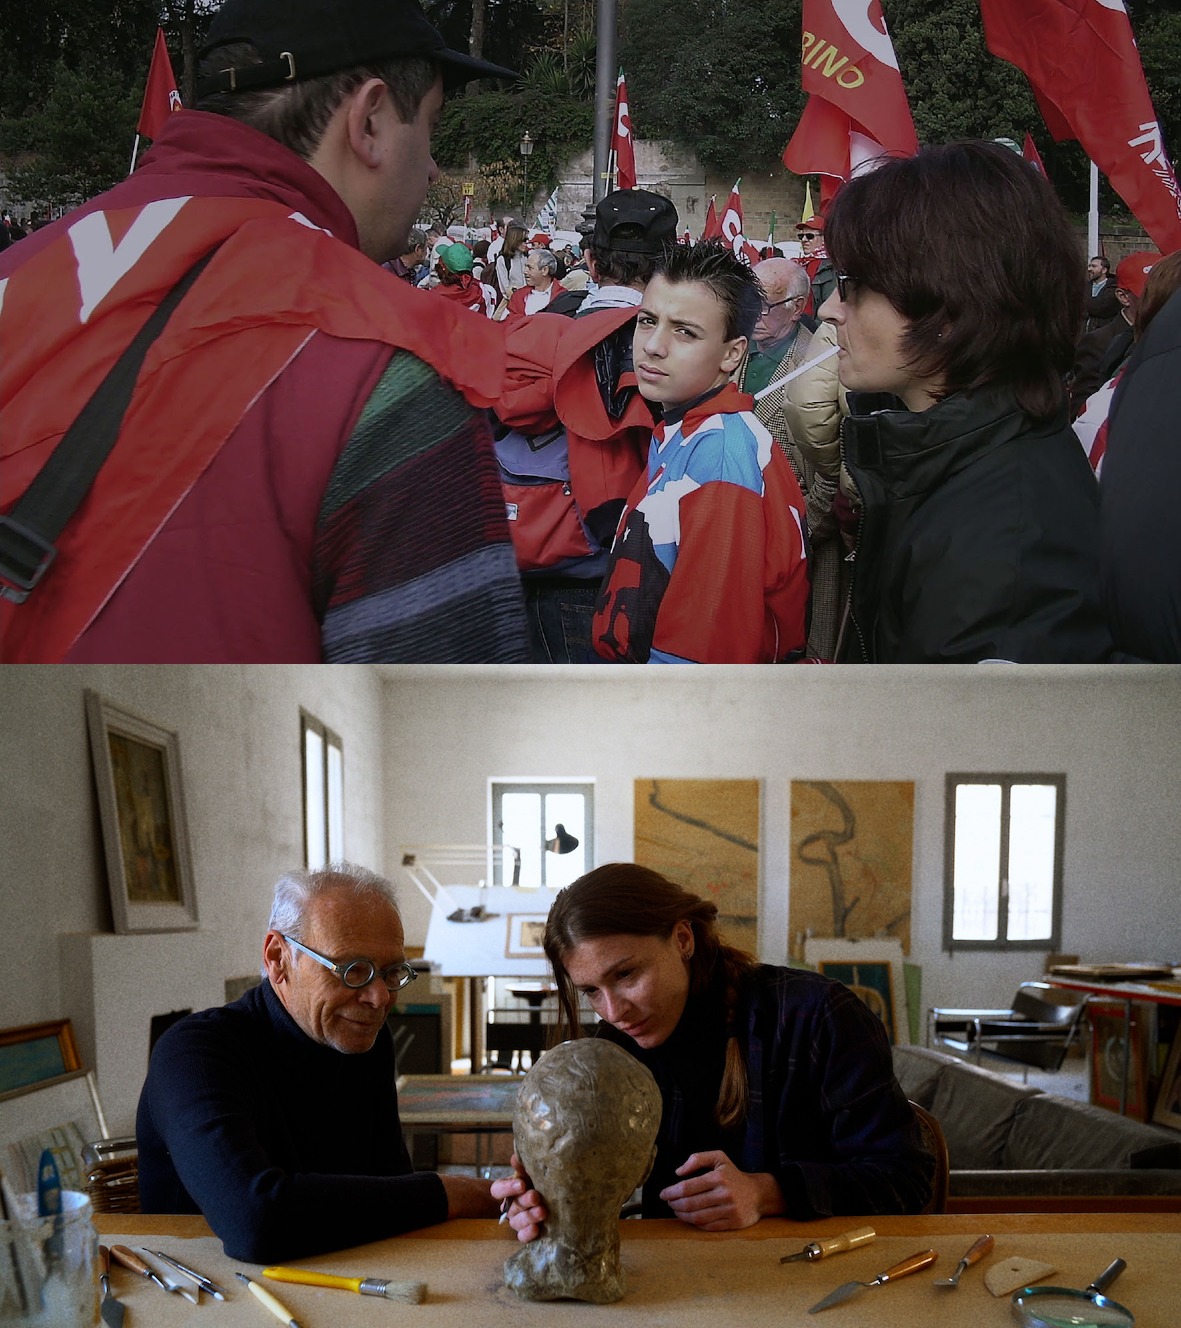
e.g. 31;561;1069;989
315;352;530;662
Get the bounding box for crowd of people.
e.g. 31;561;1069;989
0;0;1176;664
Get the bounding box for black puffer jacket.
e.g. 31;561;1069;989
840;386;1113;663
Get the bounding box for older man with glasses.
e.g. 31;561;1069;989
796;214;837;311
742;257;813;397
136;862;499;1261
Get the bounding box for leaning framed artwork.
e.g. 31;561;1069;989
804;937;909;1044
0;1020;81;1094
85;691;198;933
505;915;548;960
1089;1000;1150;1120
1152;1027;1181;1131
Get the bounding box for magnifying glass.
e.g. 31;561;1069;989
1011;1258;1133;1328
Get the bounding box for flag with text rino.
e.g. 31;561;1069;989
783;0;917;183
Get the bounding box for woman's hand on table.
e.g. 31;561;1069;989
659;1150;785;1231
490;1153;548;1242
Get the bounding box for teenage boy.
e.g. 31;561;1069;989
591;242;810;663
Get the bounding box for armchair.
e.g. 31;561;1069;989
927;981;1088;1076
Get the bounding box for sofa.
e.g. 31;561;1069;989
893;1045;1181;1210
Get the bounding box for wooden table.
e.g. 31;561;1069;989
93;1213;1181;1326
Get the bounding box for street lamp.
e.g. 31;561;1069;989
519;130;534;217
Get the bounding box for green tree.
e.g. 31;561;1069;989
621;0;804;172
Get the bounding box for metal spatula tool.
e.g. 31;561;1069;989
934;1233;994;1287
97;1245;125;1328
808;1248;938;1313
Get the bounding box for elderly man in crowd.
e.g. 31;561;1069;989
137;864;499;1261
742;257;812;395
796;214;836;312
502;246;566;319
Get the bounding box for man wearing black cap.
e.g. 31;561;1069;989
0;0;530;664
494;188;678;661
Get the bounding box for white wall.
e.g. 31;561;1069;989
381;666;1181;1017
0;664;386;1041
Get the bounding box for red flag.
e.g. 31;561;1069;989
719;180;747;258
981;0;1181;252
612;71;637;191
782;0;917;183
1022;131;1047;176
137;28;181;139
702;196;722;239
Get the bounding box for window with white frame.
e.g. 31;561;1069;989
490;781;593;888
943;773;1065;951
302;711;343;869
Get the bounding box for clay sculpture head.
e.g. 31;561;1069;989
504;1038;660;1303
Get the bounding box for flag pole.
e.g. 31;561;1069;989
129;133;142;175
1088;160;1100;256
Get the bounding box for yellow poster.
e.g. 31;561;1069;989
789;780;914;962
634;778;760;952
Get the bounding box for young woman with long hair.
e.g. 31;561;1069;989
492;863;932;1237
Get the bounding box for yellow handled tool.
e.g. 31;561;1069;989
263;1266;426;1303
780;1226;876;1264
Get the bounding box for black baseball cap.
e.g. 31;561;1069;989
591;189;679;255
197;0;517;97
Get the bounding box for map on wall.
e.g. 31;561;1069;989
788;780;914;964
634;779;760;952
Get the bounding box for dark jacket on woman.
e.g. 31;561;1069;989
599;964;933;1219
839;386;1113;663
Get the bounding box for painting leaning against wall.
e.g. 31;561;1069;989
788;780;914;964
634;778;760;953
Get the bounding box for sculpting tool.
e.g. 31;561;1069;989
236;1271;303;1327
148;1248;230;1299
808;1248;938;1313
933;1233;994;1287
110;1245;196;1302
780;1226;876;1263
264;1264;427;1302
97;1246;126;1328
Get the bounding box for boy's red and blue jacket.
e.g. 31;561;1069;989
592;383;810;663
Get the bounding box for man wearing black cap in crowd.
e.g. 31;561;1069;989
0;0;530;664
494;188;679;661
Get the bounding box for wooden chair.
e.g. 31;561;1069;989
910;1100;949;1215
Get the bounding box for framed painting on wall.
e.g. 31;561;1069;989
789;780;915;963
634;778;760;952
85;691;198;933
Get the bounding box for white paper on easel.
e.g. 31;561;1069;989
803;936;909;1044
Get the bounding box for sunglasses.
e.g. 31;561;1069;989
798;232;820;241
835;272;861;301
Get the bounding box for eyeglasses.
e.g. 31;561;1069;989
835;272;860;301
282;934;418;992
798;232;820;241
760;295;804;314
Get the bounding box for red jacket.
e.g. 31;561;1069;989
504;279;566;321
0;112;516;662
496;306;656;573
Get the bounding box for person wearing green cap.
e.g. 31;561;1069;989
430;242;497;317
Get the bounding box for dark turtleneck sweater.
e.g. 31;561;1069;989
136;980;448;1261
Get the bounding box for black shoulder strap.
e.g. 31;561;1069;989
0;248;219;604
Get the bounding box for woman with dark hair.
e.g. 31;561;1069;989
495;222;529;299
819;139;1112;663
492;864;933;1237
